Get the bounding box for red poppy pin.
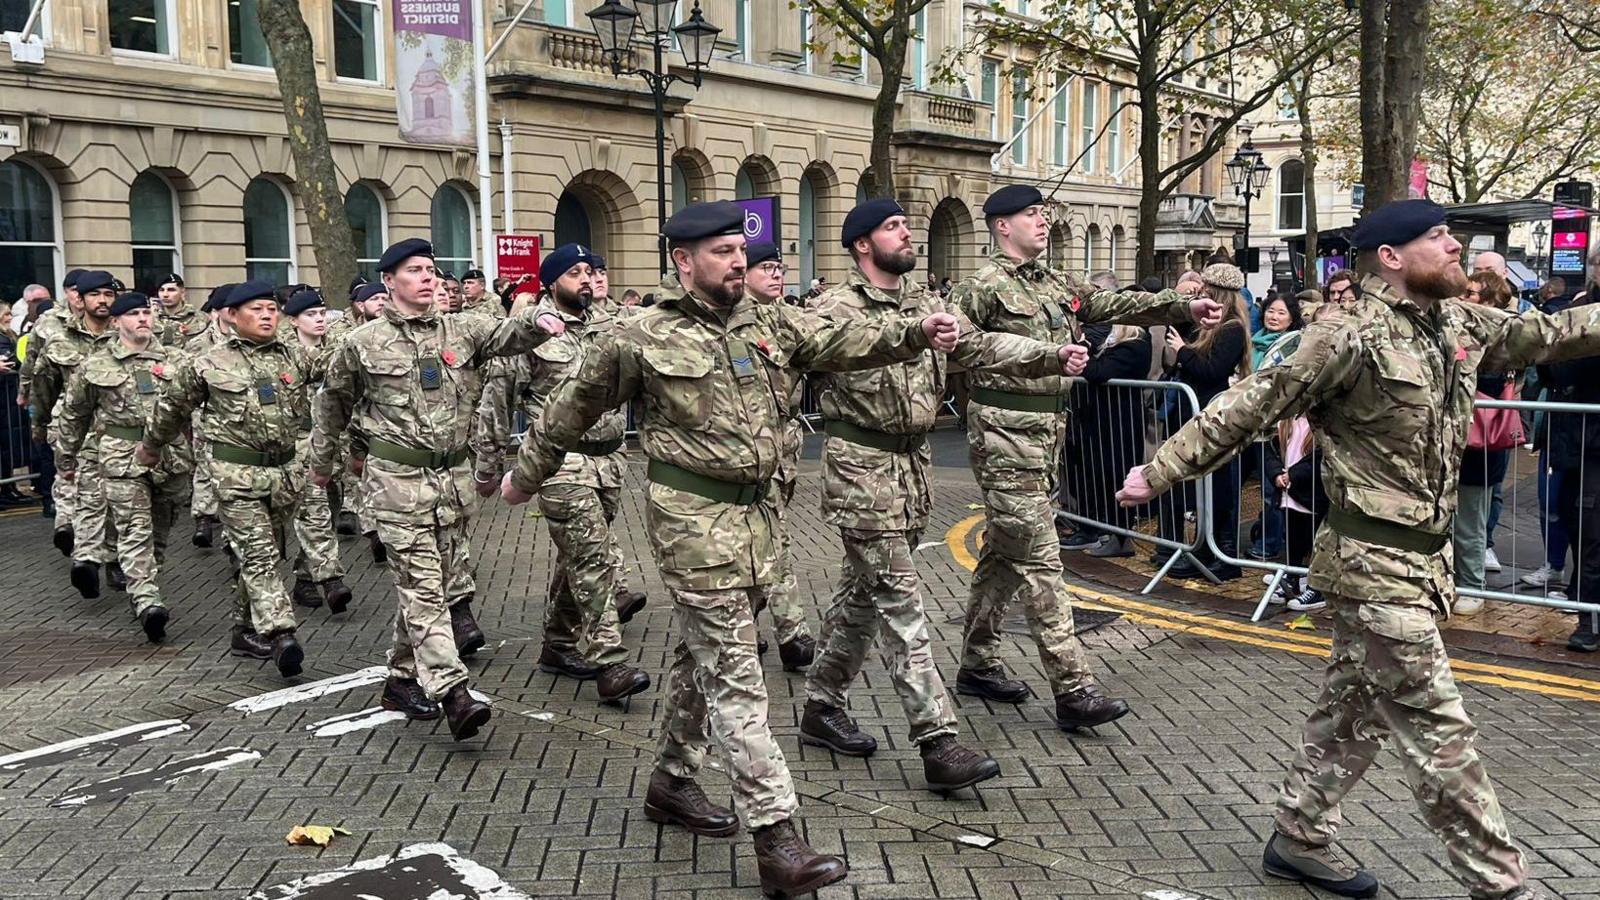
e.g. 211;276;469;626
1455;346;1468;361
151;364;164;377
1068;295;1082;312
756;339;772;356
442;350;458;366
280;371;295;385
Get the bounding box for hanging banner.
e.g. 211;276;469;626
393;0;475;146
735;197;780;246
1408;158;1429;199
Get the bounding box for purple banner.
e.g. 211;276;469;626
393;0;474;146
394;0;471;39
735;197;779;246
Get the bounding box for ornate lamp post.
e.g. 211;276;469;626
1532;220;1549;278
588;1;720;275
1225;123;1273;273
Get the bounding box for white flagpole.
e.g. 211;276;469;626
472;0;495;281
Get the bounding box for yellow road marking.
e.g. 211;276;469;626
945;514;1600;703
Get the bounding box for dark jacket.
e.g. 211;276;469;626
1543;352;1600;470
1459;372;1511;487
1264;425;1328;517
1172;320;1247;409
1066;326;1152;526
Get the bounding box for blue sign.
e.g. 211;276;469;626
735;196;779;246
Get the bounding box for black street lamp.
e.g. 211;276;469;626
1532;220;1549;277
588;0;720;276
1224;124;1272;272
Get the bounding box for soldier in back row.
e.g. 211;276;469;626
283;289;353;614
154;273;207;351
188;283;233;550
20;270;82;556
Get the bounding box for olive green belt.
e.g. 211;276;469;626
213;443;296;467
1325;505;1450;555
970;386;1070;413
103;425;144;441
576;438;624;457
647;458;770;505
368;438;470;470
823;420;927;453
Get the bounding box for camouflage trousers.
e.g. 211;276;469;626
961;485;1094;696
539;483;626;667
1275;596;1527;899
53;465;75;530
292;475;344;582
71;453;116;565
657;585;799;830
217;464;299;636
752;479;812;645
191;436;218;518
104;472;191;616
806;527;957;745
377;517;471;700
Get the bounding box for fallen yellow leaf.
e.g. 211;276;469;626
285;825;352;847
1286;614;1315;631
965;503;985;510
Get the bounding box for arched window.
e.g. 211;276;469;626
243;176;295;285
1084;224;1100;272
1277;159;1306;231
798;173;817;289
0;159;60;304
430;184;475;274
672;160;691;213
554;190;593;249
345;183;386;281
130;171;181;294
736;166;756;201
1111;225;1125;276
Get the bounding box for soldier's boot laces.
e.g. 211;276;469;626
321;577;353;614
799;699;877;757
70;560;100;599
920;735;1001;793
615;588;647;624
538;644;598;680
595;663;651;702
442;684;490;740
1054;684;1131;731
139;606;168;643
955;666;1030;704
105;561;127;592
270;630;304;679
450;599;486;655
642;769;737;837
291;578;324;609
753;819;848;899
53;525;75;557
778;635;816;672
229;625;272;659
379;677;440;720
1262;833;1379;899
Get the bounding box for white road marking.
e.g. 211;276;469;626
915;541;944;552
228;667;387;714
50;747;261;807
0;720;189;772
305;708;408;738
245;841;532;899
521;711;555;722
956;833;997;848
1143;891;1205;900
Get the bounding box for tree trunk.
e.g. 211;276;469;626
868;27;910;198
257;0;358;306
1297;90;1320;288
1360;0;1432;209
1357;0;1389;208
1134;49;1163;281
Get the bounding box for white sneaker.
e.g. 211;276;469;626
1287;588;1326;612
1484;548;1502;572
1521;563;1562;587
1550;589;1568;602
1454;595;1486;615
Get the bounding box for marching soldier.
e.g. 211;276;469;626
283;289;353;613
308;238;564;740
501;200;965;897
328;282;391;562
34;270;120;598
188;283;232;549
472;244;651;703
742;240;816;669
460;268;505;319
22;269;86;556
154;273;206;350
1117;200;1572;900
57;291;192;642
140;280;311;679
953;184;1218;729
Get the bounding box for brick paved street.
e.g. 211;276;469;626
3;435;1600;899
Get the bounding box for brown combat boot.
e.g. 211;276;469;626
614;587;647;624
291;578;323;609
594;663;651;702
321;577;352;614
379;677;440;720
919;735;1001;793
799;699;877;757
450;598;486;655
955;666;1029;703
538;644;598;680
753;819;847;898
642;769;737;836
442;684;490;740
229;625;271;659
1054;684;1131;731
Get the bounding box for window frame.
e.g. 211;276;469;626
108;0;179;59
980;59;1000;141
0;157;65;300
242;176;298;286
228;0;274;70
910;8;927;90
542;0;573;27
1010;70;1029;166
732;0;751;60
1276;159;1307;232
129;170;183;294
345;182;388;281
1052;73;1070;168
430;183;477;275
1079;80;1098;175
331;0;385;85
1107;86;1123;176
798;2;813;74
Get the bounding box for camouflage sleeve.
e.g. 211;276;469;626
1469;299;1600;371
509;334;637;495
952;280;993;327
144;356;204;453
309;339;360;477
471;356;525;481
1143;320;1362;496
17;336;36;404
31;357;62;428
55;368;94;475
945;303;1063;377
1078;287;1195;327
778;304;933;373
472;305;553;362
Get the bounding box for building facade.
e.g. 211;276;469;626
1;0;1245;304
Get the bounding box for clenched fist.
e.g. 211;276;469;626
134;443;160;468
1058;343;1089;376
536;312;566;336
1189;297;1225;328
501;471;533;506
921;312;960;353
1116;465;1158;507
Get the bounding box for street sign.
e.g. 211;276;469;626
1351;184;1365;209
496;233;541;286
735;197;779;246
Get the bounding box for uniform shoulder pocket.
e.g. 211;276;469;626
365;354;413;377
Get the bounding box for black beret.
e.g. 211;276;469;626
1350;199;1448;251
664;201;744;244
284;289;325;316
352;283;388;304
204;283;238;312
74;270;118;294
33;299;53;317
377;238;434;273
590;254;607;271
64;268;87;290
747;241;782;267
982;184;1045;217
462;269;485;281
158;272;184;289
222;280;276;309
841;198;906;247
540;243;594;288
110;292;152;316
348;274;369;298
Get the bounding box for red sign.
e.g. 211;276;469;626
496;234;542;287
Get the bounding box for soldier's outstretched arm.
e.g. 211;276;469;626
55;369;94;475
472;305;562;361
1135;320;1361;499
308;341;360;479
143;357;204;453
1078;286;1209;327
1468;298;1600;370
942;302;1067;377
472;356;526;484
506;334;637;498
779;304;938;373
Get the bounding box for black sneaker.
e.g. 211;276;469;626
1569;618;1600;653
1062;530;1102;550
1262;833;1379;898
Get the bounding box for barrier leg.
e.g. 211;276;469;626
1253;569;1286;623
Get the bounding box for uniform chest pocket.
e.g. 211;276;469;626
365;356;413;406
202;369;253;420
996;290;1041;318
1373;352;1432;408
642;347;714;428
85;368;129;390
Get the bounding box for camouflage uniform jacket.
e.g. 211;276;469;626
19;305;70;404
1144;274;1600;613
473;297;626;490
57;340;193;480
462;296;506;319
157;306;209;351
806;267;1064;531
308;303;552;526
32;316;115;434
508;278;936;592
749;292;808;487
145;334;310;492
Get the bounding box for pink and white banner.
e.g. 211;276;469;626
393;0;475;146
